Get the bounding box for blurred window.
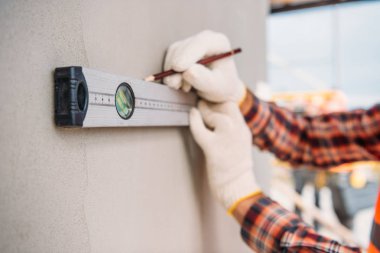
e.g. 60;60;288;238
268;1;380;108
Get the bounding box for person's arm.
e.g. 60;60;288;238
190;101;362;253
233;194;362;253
162;30;380;169
240;89;380;168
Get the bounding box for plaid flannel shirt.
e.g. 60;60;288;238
239;90;380;253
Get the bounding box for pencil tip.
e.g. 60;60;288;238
144;75;155;82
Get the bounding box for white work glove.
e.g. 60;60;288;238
164;30;246;103
190;100;261;212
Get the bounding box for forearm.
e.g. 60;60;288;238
233;194;361;253
240;89;380;168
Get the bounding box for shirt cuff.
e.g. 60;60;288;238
241;195;301;252
227;190;262;215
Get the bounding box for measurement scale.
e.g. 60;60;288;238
54;66;197;127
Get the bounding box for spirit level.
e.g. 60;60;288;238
54;67;197;127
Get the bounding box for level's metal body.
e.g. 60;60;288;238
54;67;197;127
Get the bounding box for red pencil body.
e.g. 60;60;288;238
145;48;242;82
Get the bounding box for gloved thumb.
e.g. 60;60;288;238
189;108;213;149
198;100;231;131
183;64;219;94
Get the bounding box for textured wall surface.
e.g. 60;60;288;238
0;0;267;252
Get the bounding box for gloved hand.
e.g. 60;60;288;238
189;100;261;212
164;30;246;103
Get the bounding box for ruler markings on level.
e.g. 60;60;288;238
54;66;197;127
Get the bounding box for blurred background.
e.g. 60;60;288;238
265;0;380;248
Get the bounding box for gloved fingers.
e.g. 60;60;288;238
170;30;232;72
183;64;221;94
181;80;192;92
198;100;230;130
189;108;213;148
163;74;182;90
197;100;215;121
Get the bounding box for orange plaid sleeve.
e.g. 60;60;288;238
238;89;380;252
239;89;380;168
242;194;361;252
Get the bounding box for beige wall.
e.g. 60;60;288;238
0;0;267;252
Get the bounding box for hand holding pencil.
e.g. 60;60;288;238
150;30;247;103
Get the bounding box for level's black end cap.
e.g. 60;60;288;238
54;66;88;127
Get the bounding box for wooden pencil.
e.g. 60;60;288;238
144;48;242;82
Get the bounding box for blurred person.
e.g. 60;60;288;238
164;31;380;252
